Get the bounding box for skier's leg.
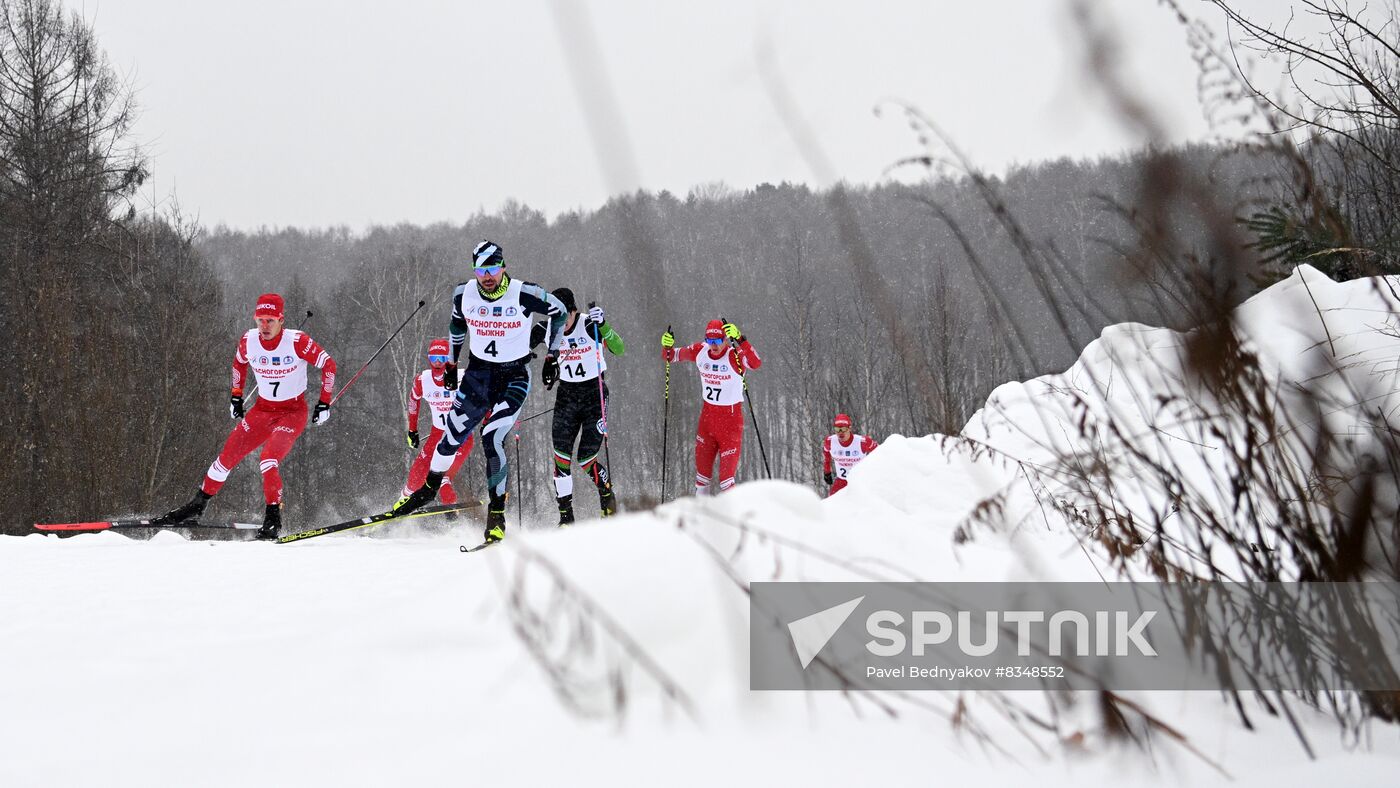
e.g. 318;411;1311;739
201;408;275;496
402;428;443;498
551;390;581;499
551;389;583;523
429;370;492;475
439;433;475;505
574;391;611;505
156;412;271;523
694;409;719;495
481;368;531;499
479;367;530;541
716;406;745;493
256;407;309;505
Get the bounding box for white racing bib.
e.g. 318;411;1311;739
827;434;872;479
556;318;606;382
419;370;455;430
695;348;744;406
242;329;308;401
460;279;531;362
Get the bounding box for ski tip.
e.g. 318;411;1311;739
34;522;114;531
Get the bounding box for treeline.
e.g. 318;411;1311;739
0;0;225;534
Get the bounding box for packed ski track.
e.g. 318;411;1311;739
4;266;1399;785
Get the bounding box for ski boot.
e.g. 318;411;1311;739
152;489;211;526
391;471;443;517
484;494;507;544
257;503;282;541
598;485;616;518
557;495;575;527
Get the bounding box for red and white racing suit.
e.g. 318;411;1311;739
823;433;878;495
202;329;336;505
663;339;762;494
402;368;475;503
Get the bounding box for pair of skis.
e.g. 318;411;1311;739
35;501;487;545
35;519;262;533
278;502;500;550
275;502;478;543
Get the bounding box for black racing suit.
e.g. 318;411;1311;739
431;278;566;507
531;316;624;517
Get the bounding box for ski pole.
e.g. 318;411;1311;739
661;324;671;502
514;432;522;530
519;407;554;424
587;302;612;479
723;317;771;479
329;300;426;407
246;310;314;403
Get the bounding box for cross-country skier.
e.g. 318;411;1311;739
154;293;336;539
823;413;878;496
390;240;566;545
401;337;476;507
532;288;625;524
661;319;761;494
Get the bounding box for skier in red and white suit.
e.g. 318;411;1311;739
154;293;336;539
823;413;878;496
661;319;762;494
402;338;476;505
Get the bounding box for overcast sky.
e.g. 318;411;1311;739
78;0;1272;230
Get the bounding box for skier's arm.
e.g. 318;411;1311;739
736;338;762;370
407;376;423;432
664;342;702;363
519;284;567;355
822;438;833;474
231;335;250;395
598;322;625;356
449;283;469;364
863;435;879;453
295;332;337;403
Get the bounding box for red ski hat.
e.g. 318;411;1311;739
705;319;726;341
833;413;852;428
254;293;284;319
427;338;450;357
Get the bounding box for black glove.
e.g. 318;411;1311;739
542;355;559;389
407;430;420;449
443;362;458;390
230;393;244;420
823;471;834;486
312;401;331;426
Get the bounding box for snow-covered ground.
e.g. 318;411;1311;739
4;267;1398;785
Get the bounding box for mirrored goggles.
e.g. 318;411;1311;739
428;354;450;363
474;265;504;276
705;337;725;346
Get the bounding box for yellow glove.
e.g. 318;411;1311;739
723;322;742;340
661;330;675;348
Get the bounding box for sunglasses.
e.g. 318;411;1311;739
705;337;725;345
474;265;504;276
428;354;450;363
